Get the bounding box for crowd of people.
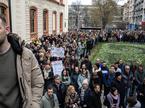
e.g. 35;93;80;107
26;31;145;108
95;30;145;43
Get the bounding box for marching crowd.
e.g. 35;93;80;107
94;30;145;43
26;31;145;108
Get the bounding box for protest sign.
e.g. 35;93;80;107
51;61;64;75
51;47;64;58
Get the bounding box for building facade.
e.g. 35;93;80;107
133;0;145;25
0;0;68;41
123;0;145;30
128;0;134;24
123;2;129;22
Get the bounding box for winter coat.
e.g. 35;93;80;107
122;72;133;89
89;91;102;108
43;68;54;80
137;83;145;103
7;33;44;108
135;71;145;84
41;93;59;108
101;67;109;84
77;74;90;89
65;92;80;108
71;73;80;91
107;92;120;108
61;76;71;86
52;83;67;108
111;79;126;106
78;88;92;108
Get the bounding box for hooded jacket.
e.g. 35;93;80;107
7;33;44;108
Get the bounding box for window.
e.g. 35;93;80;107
60;13;63;32
52;11;57;33
30;7;37;38
43;9;48;35
0;6;6;15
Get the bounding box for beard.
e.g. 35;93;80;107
0;32;6;46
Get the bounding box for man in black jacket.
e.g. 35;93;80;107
137;78;145;108
89;84;102;108
111;72;126;108
81;56;92;74
52;75;66;108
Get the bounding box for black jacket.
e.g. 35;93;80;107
111;79;126;106
52;83;67;108
90;91;102;108
137;83;145;103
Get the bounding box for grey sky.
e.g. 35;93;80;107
68;0;127;5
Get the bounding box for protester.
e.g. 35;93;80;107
52;75;67;108
77;67;90;89
61;69;71;86
122;65;134;98
71;66;80;92
22;21;145;108
127;96;141;108
104;65;116;96
137;78;145;108
0;15;44;108
114;62;122;73
112;72;126;108
90;84;102;108
43;63;54;92
106;87;120;108
41;86;59;108
135;65;145;85
90;70;102;91
78;79;92;108
80;56;92;74
65;85;80;108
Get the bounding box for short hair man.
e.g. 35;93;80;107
0;14;44;108
41;86;59;108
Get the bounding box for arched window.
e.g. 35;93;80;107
52;11;57;33
43;9;48;35
30;7;37;38
60;13;63;32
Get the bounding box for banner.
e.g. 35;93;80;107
51;61;64;75
51;47;65;58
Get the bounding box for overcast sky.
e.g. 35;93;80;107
68;0;127;5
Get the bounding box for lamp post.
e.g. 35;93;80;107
8;0;12;32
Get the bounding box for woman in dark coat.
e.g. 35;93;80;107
89;84;102;108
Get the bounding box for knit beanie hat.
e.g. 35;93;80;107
82;79;89;85
115;72;122;78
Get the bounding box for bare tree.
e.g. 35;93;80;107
91;0;118;29
71;0;81;29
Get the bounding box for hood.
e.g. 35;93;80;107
7;33;24;55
